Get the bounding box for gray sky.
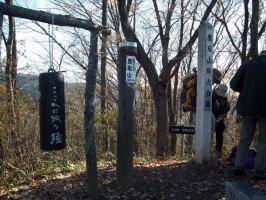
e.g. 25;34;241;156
1;0;85;82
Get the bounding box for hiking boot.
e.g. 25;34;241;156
254;169;266;181
232;167;246;176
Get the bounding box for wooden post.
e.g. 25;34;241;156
0;13;2;74
84;30;98;197
195;21;214;163
117;41;137;185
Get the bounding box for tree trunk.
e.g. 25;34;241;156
5;4;16;118
0;13;4;166
0;13;3;74
11;30;17;91
184;135;193;155
181;135;184;155
169;73;179;155
249;0;259;59
5;0;19;159
153;84;169;157
168;80;176;155
101;0;108;152
241;0;249;63
84;30;98;197
169;126;176;156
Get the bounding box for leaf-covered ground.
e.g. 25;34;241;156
1;159;266;200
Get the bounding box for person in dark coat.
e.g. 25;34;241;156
230;50;266;180
212;84;230;158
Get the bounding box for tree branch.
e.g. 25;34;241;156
117;0;159;88
259;20;266;38
35;22;86;70
249;0;259;59
127;0;133;15
157;0;176;80
241;0;249;62
166;0;218;82
152;0;165;46
212;2;242;57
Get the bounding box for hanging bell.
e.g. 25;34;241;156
39;70;66;151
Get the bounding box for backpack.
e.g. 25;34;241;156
212;94;230;119
180;73;197;112
226;146;256;169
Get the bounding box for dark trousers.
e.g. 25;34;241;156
215;120;225;153
235;116;266;171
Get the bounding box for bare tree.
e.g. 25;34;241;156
1;0;20;162
215;0;266;63
101;0;108;152
3;0;17;119
117;0;218;156
167;0;185;156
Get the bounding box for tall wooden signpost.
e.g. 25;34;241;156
117;41;137;185
195;21;214;163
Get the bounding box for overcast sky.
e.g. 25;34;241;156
1;0;85;82
1;1;266;83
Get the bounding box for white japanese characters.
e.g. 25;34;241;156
204;26;213;111
126;55;137;84
50;85;63;144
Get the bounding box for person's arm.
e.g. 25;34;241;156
230;64;246;92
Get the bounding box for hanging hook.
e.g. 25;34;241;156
48;68;56;73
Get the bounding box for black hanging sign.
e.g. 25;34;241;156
39;71;66;151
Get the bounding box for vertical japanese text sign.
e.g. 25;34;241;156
39;72;66;151
204;24;214;111
126;56;137;84
195;21;214;163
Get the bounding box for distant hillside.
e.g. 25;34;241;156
17;73;40;98
0;73;85;98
